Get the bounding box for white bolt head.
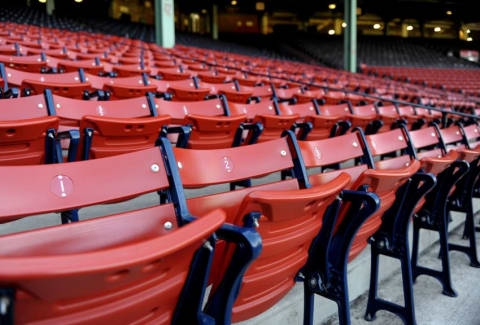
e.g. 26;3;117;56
164;221;173;230
150;164;160;172
352;142;359;147
177;162;183;168
280;150;287;156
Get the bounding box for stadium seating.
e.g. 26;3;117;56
173;131;379;324
299;128;431;324
0;7;479;325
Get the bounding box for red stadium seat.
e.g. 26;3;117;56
78;115;170;160
0;116;59;165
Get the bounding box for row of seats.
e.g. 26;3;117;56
2;113;480;325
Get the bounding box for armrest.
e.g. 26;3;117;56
2;87;19;99
292;121;313;140
56;129;80;162
360;160;421;192
247;96;261;104
203;212;262;325
160;125;192;148
234;122;264;146
304;189;379;283
420;150;458;175
244;173;350;222
330;120;352;138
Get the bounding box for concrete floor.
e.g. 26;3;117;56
324;224;480;325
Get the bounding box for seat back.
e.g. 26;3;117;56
351;104;376;116
462;124;480;149
185;114;246;149
79;115;170;159
6;67;81;87
0;54;46;72
112;64;150;77
0;146;226;325
156;97;227;124
53;94;154;126
57;59;104;75
0;116;58;165
103;83;158;100
0;93;50;120
279;100;319;119
174;134;349;322
230;100;277;120
377;105;398;116
321;103;350;116
168;86;210;101
439;125;463;146
397;105;417;116
218;88;252;103
21;79;91;99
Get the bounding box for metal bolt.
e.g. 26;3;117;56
151;164;160;172
38;103;43;108
56;103;60;108
163;221;173;230
0;296;10;315
378;240;385;248
398;136;403;141
203;241;213;251
309;277;317;288
280;150;287;156
310;106;314;110
431;132;435;137
352;142;358;147
216;104;221;108
142;104;146;108
177;162;183;168
253;218;260;228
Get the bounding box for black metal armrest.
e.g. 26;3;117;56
292;121;313;140
204;212;262;325
247;96;261;104
233;122;264;146
159;125;192;148
56;129;80;162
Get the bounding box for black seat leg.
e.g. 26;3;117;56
438;217;457;297
411;222;421;283
364;246;380;321
399;242;417;325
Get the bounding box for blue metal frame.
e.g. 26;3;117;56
365;172;436;325
141;72;149;86
146;92;159;117
219;94;231;116
299;188;380;325
43;89;57;116
157;136;262;324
